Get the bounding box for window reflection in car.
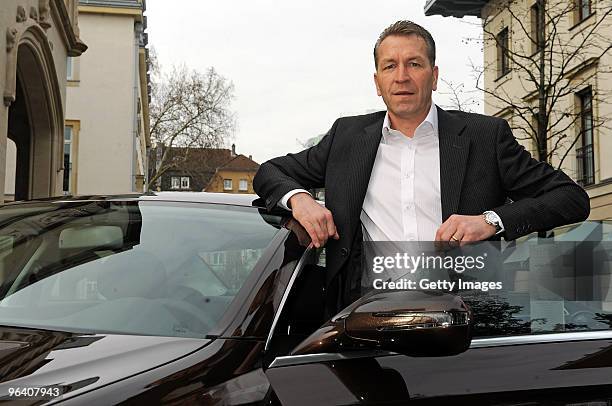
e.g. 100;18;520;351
461;221;612;337
0;201;280;339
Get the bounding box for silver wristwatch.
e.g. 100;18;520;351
483;211;502;233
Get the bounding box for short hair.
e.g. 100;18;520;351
373;20;436;69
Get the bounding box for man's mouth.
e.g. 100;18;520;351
393;91;415;96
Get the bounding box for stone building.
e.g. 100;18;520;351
64;0;149;195
426;0;612;220
1;0;86;202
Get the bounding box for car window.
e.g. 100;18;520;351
461;222;612;337
0;200;281;339
359;222;612;338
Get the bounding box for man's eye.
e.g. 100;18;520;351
384;64;395;70
409;62;421;67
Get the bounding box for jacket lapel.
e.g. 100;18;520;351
437;107;469;221
341;113;384;239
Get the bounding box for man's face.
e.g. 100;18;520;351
374;34;438;120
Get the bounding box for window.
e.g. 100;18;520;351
239;179;248;191
576;88;594;186
577;0;592;22
496;28;510;78
357;230;612;339
63;126;72;193
464;230;612;337
530;2;544;54
170;176;189;190
211;252;226;265
63;121;79;194
66;57;73;80
181;176;190;189
224;179;233;191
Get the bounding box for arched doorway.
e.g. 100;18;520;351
5;27;64;201
7;77;31;201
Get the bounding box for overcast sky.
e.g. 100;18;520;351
145;0;484;163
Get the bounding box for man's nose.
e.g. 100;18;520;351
394;64;412;83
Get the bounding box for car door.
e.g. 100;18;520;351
265;222;612;405
266;334;612;405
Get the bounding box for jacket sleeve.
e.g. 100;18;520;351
491;119;590;240
253;119;340;211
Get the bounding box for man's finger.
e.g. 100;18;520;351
302;222;321;248
325;213;338;237
314;217;329;244
435;221;451;241
450;229;464;246
453;231;465;240
434;222;446;241
440;223;458;241
312;218;330;247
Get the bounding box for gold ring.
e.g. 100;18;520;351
451;236;460;241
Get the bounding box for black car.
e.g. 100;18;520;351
0;192;611;405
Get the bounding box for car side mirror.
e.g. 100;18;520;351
291;290;472;357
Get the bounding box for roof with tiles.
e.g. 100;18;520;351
219;154;260;172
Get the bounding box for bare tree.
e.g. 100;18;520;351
471;0;612;172
147;51;235;190
438;78;481;113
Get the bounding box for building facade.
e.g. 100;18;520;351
426;0;612;220
1;0;86;202
205;153;259;194
152;144;259;194
63;0;150;195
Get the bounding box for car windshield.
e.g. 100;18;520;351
0;200;280;338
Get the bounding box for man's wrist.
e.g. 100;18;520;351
288;192;312;209
279;189;310;210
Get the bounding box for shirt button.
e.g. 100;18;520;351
340;248;349;257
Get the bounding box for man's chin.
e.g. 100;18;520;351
389;107;423;119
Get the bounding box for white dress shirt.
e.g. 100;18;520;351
361;103;442;241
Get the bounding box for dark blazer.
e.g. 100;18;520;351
254;107;590;289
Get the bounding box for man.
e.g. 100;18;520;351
254;20;590;314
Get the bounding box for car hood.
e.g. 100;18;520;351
0;325;209;400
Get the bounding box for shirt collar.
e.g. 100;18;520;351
382;102;439;140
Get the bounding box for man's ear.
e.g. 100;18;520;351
432;66;439;92
374;72;382;96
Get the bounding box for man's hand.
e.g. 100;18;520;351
283;217;312;247
289;192;339;248
435;214;496;243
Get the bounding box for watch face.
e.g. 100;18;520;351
485;212;500;230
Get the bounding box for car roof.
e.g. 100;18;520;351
2;192;264;208
142;192;261;207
